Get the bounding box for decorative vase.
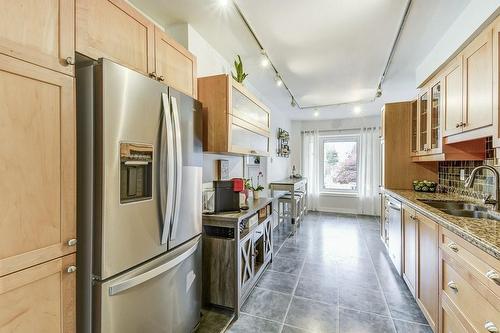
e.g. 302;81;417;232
253;190;260;200
244;189;249;205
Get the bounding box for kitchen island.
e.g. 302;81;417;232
202;198;273;317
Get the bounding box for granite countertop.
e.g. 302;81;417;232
202;197;273;224
384;189;500;260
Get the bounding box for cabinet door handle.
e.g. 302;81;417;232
250;150;257;154
485;321;499;333
486;270;500;285
67;238;77;247
447;242;459;252
456;122;461;128
158;75;165;82
66;266;77;274
149;72;157;79
65;56;75;65
447;280;458;292
461;122;467;127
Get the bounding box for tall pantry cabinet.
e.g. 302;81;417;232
0;1;77;332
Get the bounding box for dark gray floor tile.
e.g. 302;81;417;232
241;288;291;322
285;297;338;332
195;307;234;333
384;291;429;324
281;325;310;333
257;270;298;294
300;261;337;280
294;276;339;305
339;284;389;316
276;246;307;260
338;308;395;333
393;319;433;333
227;314;281;333
268;256;303;275
337;269;380;291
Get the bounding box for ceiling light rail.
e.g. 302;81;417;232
230;0;412;110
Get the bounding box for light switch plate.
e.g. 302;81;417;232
460;169;465;181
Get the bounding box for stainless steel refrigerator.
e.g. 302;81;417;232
76;58;203;333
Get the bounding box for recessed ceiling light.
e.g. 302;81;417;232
314;111;319;117
353;106;361;114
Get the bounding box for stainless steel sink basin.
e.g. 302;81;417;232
417;199;487;212
417;199;500;221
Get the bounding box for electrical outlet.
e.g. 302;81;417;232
460;169;465;181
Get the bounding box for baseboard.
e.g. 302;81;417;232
317;206;358;214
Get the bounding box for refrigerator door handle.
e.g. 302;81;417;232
170;96;183;241
160;93;175;245
108;237;200;296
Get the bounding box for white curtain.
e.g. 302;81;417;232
359;127;381;215
301;130;320;211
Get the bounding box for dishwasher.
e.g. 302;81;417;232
387;196;402;275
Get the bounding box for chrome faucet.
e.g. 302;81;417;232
464;165;500;210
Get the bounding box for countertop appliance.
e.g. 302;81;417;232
213;180;240;213
387;196;402;275
76;59;203;333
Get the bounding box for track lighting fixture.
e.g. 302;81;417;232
260;51;270;67
275;75;283;87
291;98;297;107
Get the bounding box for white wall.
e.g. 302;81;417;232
416;0;500;86
168;24;292;185
291;115;381;215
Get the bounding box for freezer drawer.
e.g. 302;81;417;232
94;236;202;333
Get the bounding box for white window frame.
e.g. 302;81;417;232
319;134;360;196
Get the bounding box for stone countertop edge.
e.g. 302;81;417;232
383;189;500;261
202;197;273;224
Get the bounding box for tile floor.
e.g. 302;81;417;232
226;212;432;333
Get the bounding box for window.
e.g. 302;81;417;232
320;135;359;194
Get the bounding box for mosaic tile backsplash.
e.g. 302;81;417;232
438;137;497;199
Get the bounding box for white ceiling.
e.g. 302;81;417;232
129;0;471;120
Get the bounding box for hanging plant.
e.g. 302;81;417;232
231;55;248;83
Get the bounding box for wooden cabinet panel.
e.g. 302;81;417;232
0;254;76;333
0;0;75;75
416;212;439;331
443;57;463;137
0;54;75;277
463;28;493;132
440;295;468;333
403;206;417;296
76;0;155;76
198;74;271;156
154;27;196;97
240;236;254;294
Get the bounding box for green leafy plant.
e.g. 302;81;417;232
231;55;248;83
245;172;264;191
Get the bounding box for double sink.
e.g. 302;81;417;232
418;199;500;221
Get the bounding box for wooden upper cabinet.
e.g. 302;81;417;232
0;54;76;277
154;27;197;97
443;56;463;137
0;0;75;76
198;74;271;156
0;254;76;333
76;0;155;76
410;100;418;155
462;27;493;132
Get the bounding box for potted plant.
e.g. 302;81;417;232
247;172;264;200
231;55;248;84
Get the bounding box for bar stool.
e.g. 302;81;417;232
278;192;304;232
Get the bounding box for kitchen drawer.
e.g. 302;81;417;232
441;295;468;333
442;256;500;332
440;228;500;297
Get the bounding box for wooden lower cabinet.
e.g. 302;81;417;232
416;212;439;332
402;205;417;297
239;236;254;294
0;54;76;277
0;254;76;333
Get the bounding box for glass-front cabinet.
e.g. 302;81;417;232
198;74;271;156
413;78;443;158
